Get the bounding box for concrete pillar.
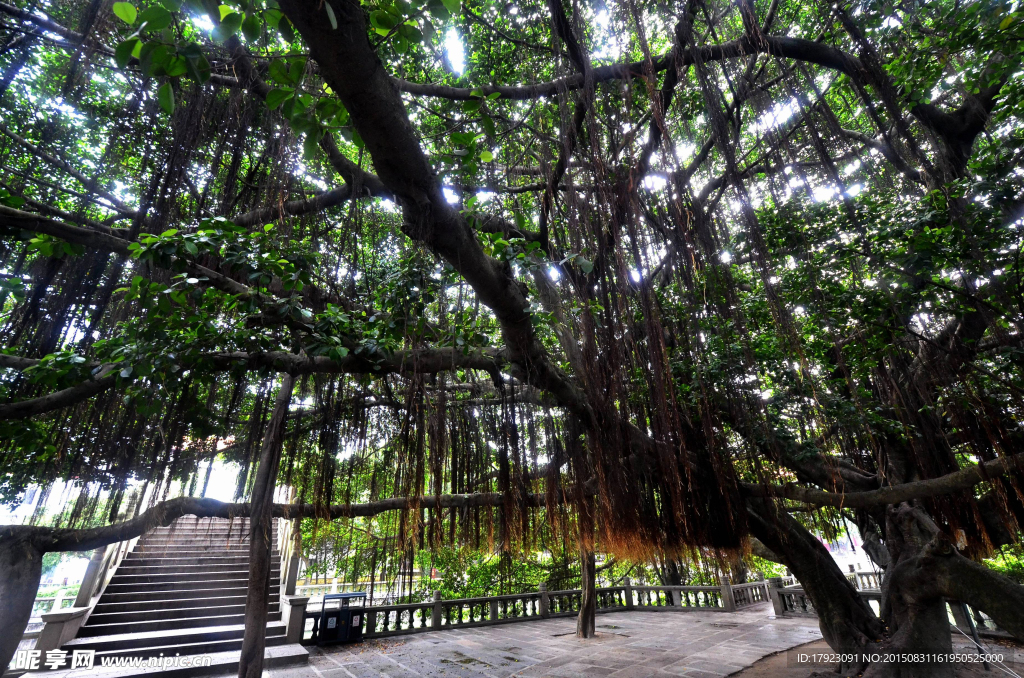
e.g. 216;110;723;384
284;524;301;596
670;588;682;607
767;577;785;616
73;547;107;607
431;590;442;628
624;577;634;610
721;575;736;612
490;599;499;622
281;595;309;644
539;583;550;618
36;607;89;653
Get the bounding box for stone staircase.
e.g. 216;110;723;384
58;516;307;676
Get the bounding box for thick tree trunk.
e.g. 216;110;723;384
746;499;884;659
576;545;596;638
0;534;44;675
864;504;955;678
860;503;1024;678
237;375;294;678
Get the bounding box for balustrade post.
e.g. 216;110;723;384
670;587;682;607
624;577;634;610
539;583;550;618
73;546;107;607
720;575;736;612
366;609;377;635
432;590;442;628
284;525;301;596
36;607;89;653
281;595;309;643
490;599;499;622
767;577;785;616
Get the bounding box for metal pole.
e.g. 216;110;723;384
961;602;990;672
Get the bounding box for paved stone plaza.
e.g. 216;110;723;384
272;603;823;678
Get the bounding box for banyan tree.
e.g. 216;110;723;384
0;0;1023;674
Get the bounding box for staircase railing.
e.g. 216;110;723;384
32;536;139;653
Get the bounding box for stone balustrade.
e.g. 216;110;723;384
297;576;774;643
767;576;1010;641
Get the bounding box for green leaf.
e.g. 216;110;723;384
139;42;169;76
398;23;421;42
421;18;435;41
480;113;495;138
218;4;233;20
241;13;260;41
120;366;133;378
479;150;493;162
157;82;175;114
138;6;172;31
1000;16;1014;29
112;2;137;24
159;0;182;10
164;55;188;77
303;133;320;160
265;87;293;109
440;0;460;15
184;50;211;83
114;38;140;67
212;11;243;41
278;15;295;41
427;0;449;20
577;256;593;274
325;2;337;29
370;10;396;33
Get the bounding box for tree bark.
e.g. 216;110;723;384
0;533;44;675
863;504;1024;678
238;374;294;678
577;545;596;638
746;498;884;664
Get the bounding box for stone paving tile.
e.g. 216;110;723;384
265;604;821;678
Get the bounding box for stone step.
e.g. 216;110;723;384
65;622;286;653
134;543;278;552
47;643;308;678
109;569;279;585
91;634;289;663
134;544;264;548
86;601;280;625
116;563;267;576
132;547;268;556
77;611;282;637
98;586;257;604
147;522;254;530
104;578;280;594
94;594;252;614
147;526;258;533
122;555;254;566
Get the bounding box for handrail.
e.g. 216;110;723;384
33;535;139;652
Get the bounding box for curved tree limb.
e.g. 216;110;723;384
741;451;1024;508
